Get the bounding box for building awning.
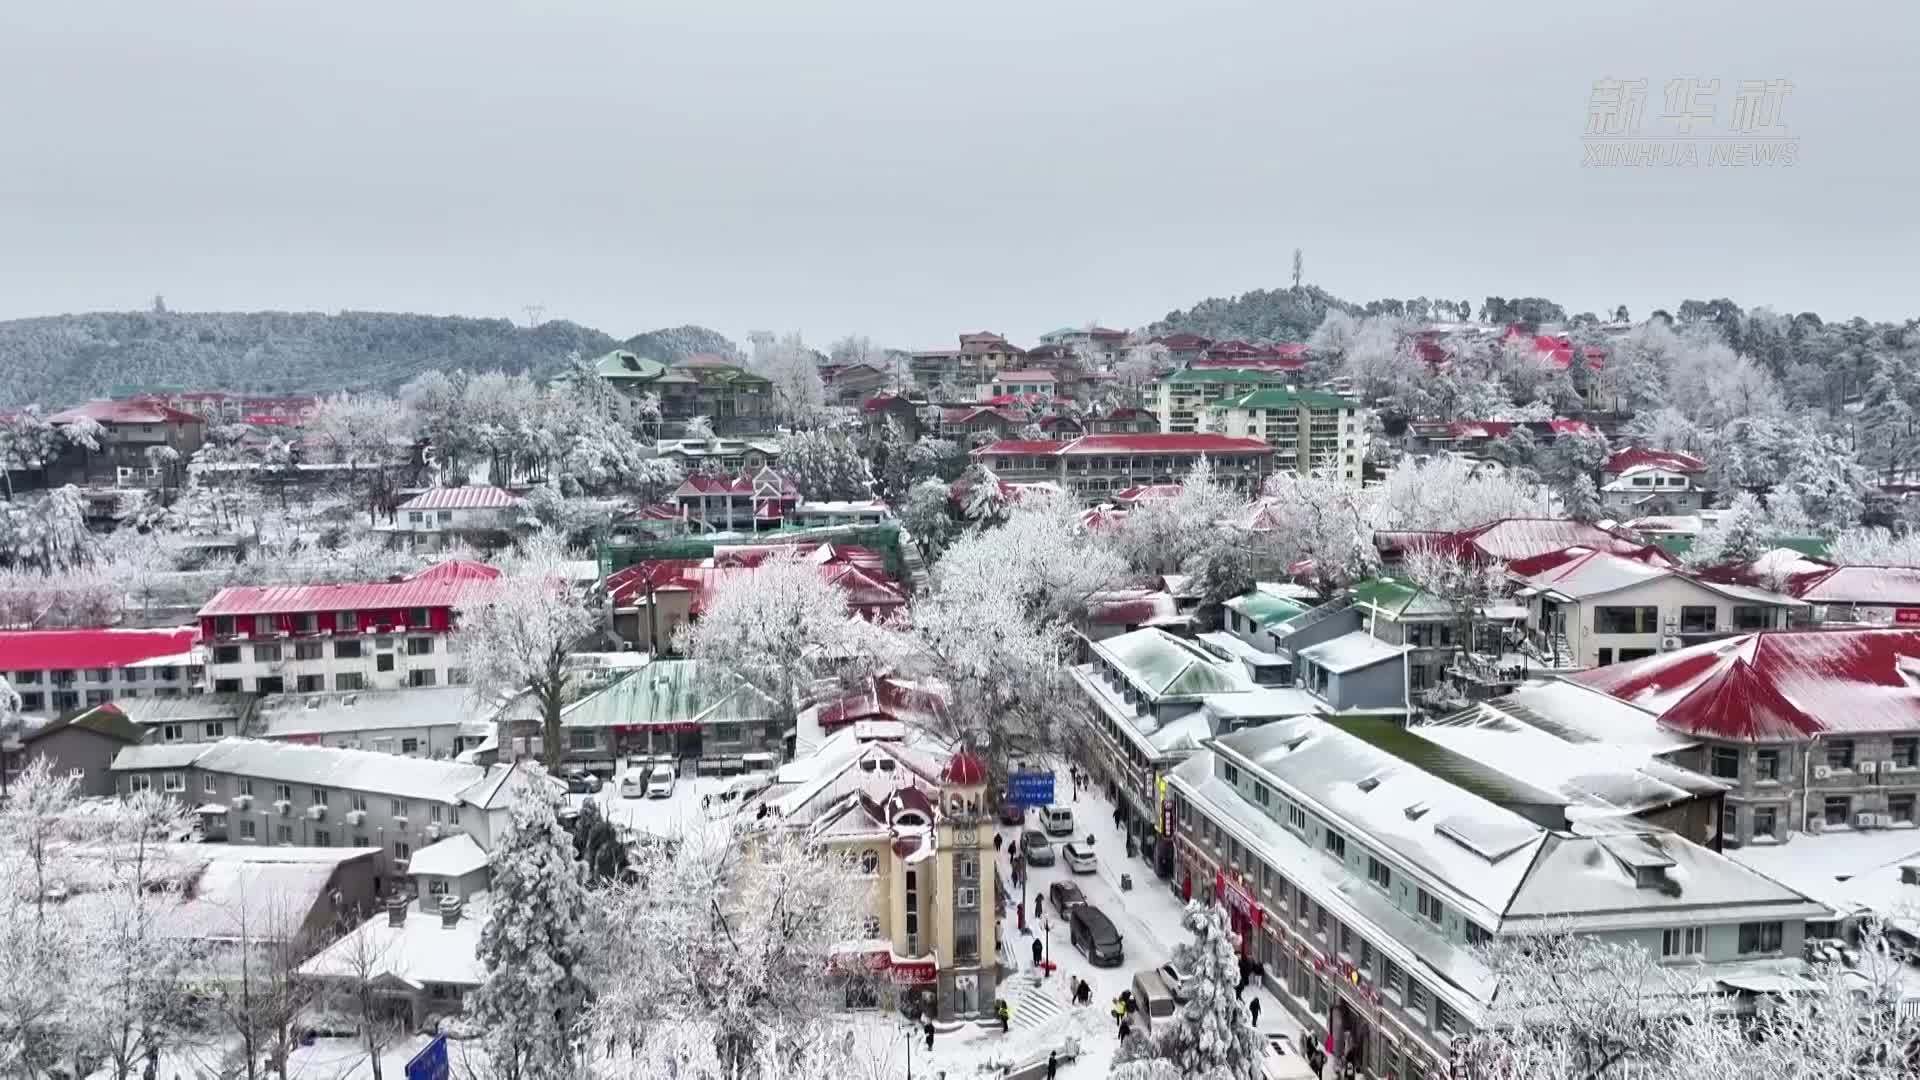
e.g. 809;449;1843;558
194;803;230;816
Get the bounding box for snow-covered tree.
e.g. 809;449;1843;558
677;550;901;732
1112;902;1262;1080
1829;525;1920;566
1117;342;1169;388
452;536;600;769
0;485;95;573
1250;473;1381;594
1401;545;1511;680
311;392;414;521
1372;455;1554;531
683;414;717;441
897;478;956;561
588;828;871;1078
750;331;829;428
1683;493;1770;567
1100;457;1241;576
778;430;873;501
472;774;591;1080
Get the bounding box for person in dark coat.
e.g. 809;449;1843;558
1034;893;1044;919
1031;936;1044;969
1118;1018;1131;1041
922;1017;934;1052
1249;997;1262;1027
1046;1050;1058;1079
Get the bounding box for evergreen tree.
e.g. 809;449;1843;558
1113;902;1264;1080
471;775;591;1080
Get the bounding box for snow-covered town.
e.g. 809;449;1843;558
4;7;1920;1080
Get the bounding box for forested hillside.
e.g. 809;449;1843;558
0;311;741;408
1148;284;1356;341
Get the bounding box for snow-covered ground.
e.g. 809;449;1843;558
568;768;765;843
851;782;1304;1078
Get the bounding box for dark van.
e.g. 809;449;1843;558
1069;904;1125;967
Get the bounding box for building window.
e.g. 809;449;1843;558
395;840;411;861
337;612;358;632
1824;796;1851;826
255;677;283;694
276;825;294;844
1366;856;1391;891
123;668;145;683
1889;794;1916;824
1661;926;1705;960
1436;1001;1460;1037
1464;921;1492;946
162;772;185;793
161;723;184;743
408;669;437;688
430;804;443;823
295;642;324;661
407;637;434;656
1753;806;1778;838
1593;606;1659;635
311;788;328;806
1827;740;1855;769
297;675;324;693
275;783;292;801
203;774;217;795
1894;738;1920;769
214;679;242;693
239;819;257;841
1417;888;1443;925
447;667;470;686
313;830;330;847
1710;747;1740;780
206;721;225;738
1405;981;1431;1023
352;793;368;812
1731;605;1772;630
253;644;281;663
1678;606;1717;634
214;646;241;665
401;738;420;755
1721;806;1739;844
1285;802;1307;833
1253;783;1270;807
569;730;598;750
1737;921;1783;955
335;640;364;660
336;673;365;691
1382;958;1404;1001
408;608;430;627
377;654;396;673
1323;830;1346;860
1755;749;1780;781
391;799;407;816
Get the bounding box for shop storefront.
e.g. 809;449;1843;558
1215;867;1262;957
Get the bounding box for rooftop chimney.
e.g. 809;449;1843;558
386;894;408;927
439;893;463;929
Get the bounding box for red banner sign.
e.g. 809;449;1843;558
890;960;938;985
1215;869;1262;925
1897;608;1920;625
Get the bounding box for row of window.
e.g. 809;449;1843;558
234;819;408;858
207;667;465;695
134;772;457;820
212;611;442;636
10;667;186;686
1592;604;1776;636
211;637;439;665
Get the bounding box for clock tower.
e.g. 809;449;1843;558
933;749;996;1018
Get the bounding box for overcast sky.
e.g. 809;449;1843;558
0;0;1912;349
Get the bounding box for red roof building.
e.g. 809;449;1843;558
393;486;525;512
669;467;802;533
971;433;1274;502
195;577;482;694
605;546;906;650
50;400;204;426
0;627;201;720
1603;447;1709;478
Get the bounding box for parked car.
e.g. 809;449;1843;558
1156;958;1195;1003
1129;969;1178;1033
1048;880;1087;915
564;769;600;795
1069;904;1124;967
999;800;1025;826
1040;804;1076;837
646;763;677;799
1021;829;1055;866
618;769;647;798
1263;1034;1315;1080
1062;842;1097;874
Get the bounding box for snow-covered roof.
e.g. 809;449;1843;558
559;663;773;730
110;743;215;770
1223;587;1312;629
1088;627;1253;700
115;693;255;726
1791;565;1920;606
405;834;491;878
1195;631;1288;668
1574;629;1920;740
253;687;486;739
393;485;523;512
299;894;490;990
114;737;513;805
1471;679;1697;753
1520;548;1671;599
1727;830;1920;923
1295;630;1408;674
62;844;377;944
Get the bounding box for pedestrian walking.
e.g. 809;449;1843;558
1249;997;1262;1027
1111;997;1126;1027
1031;936;1044;970
1118;1018;1131;1041
922;1017;934;1053
995;998;1010;1033
1046;1050;1058;1079
1034;893;1043;919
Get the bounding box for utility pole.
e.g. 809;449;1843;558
522;304;546;328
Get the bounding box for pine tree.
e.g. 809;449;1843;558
1113;902;1264;1080
471;775;591;1080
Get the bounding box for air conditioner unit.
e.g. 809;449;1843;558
274;799;292;816
345;809;366;826
393;816;408;828
1813;765;1833;780
230;794;253;810
1859;761;1879;775
306;805;327;821
1659;637;1681;651
1855;813;1878;829
1805;816;1825;833
426;823;444;840
1884;760;1902;774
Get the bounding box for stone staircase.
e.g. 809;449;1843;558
1004;972;1067;1031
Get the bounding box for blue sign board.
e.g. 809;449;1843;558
406;1035;449;1080
1006;770;1055;808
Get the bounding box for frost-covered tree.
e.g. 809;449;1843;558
588;828;870;1078
1100;457;1241;577
452;536;600;769
1112;903;1262;1080
897;478;956;561
1829;525;1920;566
472;775;591;1080
311;392;414;521
1402;545;1511;678
1373;455;1554;531
778;430;873;501
750;331;829;428
0;485;95;573
1683;493;1771;567
1563;473;1604;522
1775;427;1871;535
677;550;900;733
1250;473;1381;594
1117;342;1169;388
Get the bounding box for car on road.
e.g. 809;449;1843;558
1068;903;1124;967
1021;829;1055;865
1048;880;1086;915
999;800;1025;826
1129;969;1178;1033
1040;804;1076;837
1156;958;1195;1002
618;769;647;798
645;763;677;799
563;769;601;795
1062;842;1097;874
1263;1034;1315;1079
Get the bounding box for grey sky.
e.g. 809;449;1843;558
0;0;1912;350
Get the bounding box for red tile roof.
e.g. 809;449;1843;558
0;627;197;670
198;579;478;617
1113;484;1183;505
405;559;505;583
814;676;947;730
1604;447;1708;476
1788;566;1920;606
395;485;524;512
972;440;1065;456
1574;629;1920;740
50;400;203;426
1506;543;1673;578
1454;518;1642;563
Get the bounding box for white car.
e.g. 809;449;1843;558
1062;842;1097;874
645;763;677;799
618;769;647;798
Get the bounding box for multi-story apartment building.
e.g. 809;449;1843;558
2;627;203;721
745;735;998;1018
1574;628;1920;847
971;433;1275;501
668;467;802;532
1211;388;1364;482
133;392;320;428
909;331;1027;390
654;436;782;473
378;485;526;551
195;574;479;694
46;399;207;487
110;737;534;887
587;350;776;436
1168;717;1829;1079
1154;368;1298;433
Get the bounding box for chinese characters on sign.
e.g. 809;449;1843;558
1583;77;1797;166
